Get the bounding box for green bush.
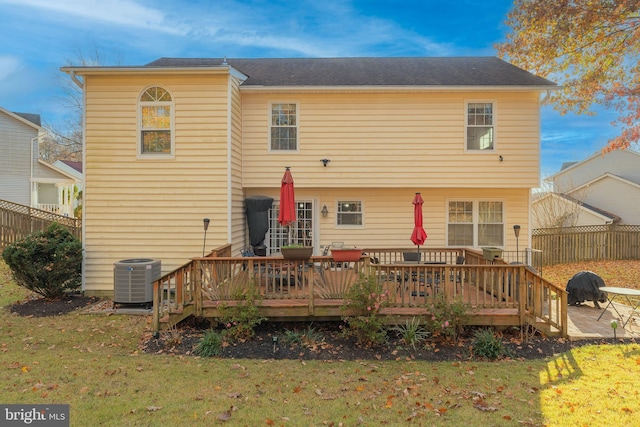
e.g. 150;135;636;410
391;317;430;350
217;282;266;341
471;328;511;360
2;223;82;299
194;329;224;357
426;296;472;343
341;274;389;346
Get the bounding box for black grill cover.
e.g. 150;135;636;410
566;270;608;306
245;196;273;247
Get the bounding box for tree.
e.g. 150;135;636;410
41;46;121;162
497;0;640;151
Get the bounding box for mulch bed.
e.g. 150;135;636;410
8;293;101;317
139;316;617;362
7;294;627;362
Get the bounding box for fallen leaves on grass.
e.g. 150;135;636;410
541;260;640;290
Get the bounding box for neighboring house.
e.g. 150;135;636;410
0;107;80;217
532;149;640;228
62;56;556;294
53;159;84;215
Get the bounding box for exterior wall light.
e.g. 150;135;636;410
321;205;329;217
513;224;520;263
321;158;330;167
202;218;210;257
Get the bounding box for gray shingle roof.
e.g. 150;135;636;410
13;112;41;126
145;57;556;88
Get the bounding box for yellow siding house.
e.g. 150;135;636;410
63;57;556;295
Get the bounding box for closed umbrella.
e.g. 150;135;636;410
410;192;428;256
278;167;296;245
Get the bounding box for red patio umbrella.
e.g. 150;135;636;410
278;167;296;244
410;192;428;255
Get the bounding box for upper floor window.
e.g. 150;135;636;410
270;103;297;151
466;102;494;151
337;200;363;227
447;200;504;247
139;86;173;156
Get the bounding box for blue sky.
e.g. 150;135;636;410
0;0;623;177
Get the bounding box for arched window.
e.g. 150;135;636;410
138;86;173;156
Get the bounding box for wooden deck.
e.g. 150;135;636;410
152;247;569;336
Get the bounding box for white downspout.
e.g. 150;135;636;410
69;70;84;89
30;136;39;207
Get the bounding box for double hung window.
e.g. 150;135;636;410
466;102;494;151
447;200;504;246
337;201;363;227
139;86;173;156
270;103;298;151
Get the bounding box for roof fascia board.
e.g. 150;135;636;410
569;172;640;193
539;193;614;222
37;159;78;181
60;66;247;81
239;85;557;93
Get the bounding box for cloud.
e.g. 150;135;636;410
0;55;21;80
178;1;456;58
0;0;184;34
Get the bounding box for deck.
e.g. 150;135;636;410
152;247;570;337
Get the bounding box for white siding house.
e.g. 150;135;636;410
0;106;81;217
532;149;640;227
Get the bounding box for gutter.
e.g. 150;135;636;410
69;70;84;89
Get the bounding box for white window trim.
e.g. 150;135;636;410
268;101;299;153
137;85;175;159
446;198;505;247
335;199;365;229
464;100;496;153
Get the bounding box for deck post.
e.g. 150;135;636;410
308;262;315;315
194;259;203;316
152;279;161;332
518;267;526;326
560;287;568;336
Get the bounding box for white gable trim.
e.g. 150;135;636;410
568;172;640;194
547;148;640;181
532;193;615;224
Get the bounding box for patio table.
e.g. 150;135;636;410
596;286;640;327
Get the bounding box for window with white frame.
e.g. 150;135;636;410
337;201;363;226
466;102;494;151
139;86;173;155
270;103;298;151
447;200;504;246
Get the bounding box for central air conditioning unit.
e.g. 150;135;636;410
113;258;161;306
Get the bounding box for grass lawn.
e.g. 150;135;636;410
1;260;639;426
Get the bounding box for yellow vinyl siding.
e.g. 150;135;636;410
229;76;246;254
244;187;530;252
83;74;231;292
242;91;540;188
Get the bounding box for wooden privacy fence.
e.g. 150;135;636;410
0;199;81;249
533;224;640;266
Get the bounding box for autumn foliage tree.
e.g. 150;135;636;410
498;0;640;151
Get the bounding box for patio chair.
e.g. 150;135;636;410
452;256;465;293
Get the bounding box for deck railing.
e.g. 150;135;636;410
152;247;567;336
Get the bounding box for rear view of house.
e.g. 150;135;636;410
62;57;556;295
